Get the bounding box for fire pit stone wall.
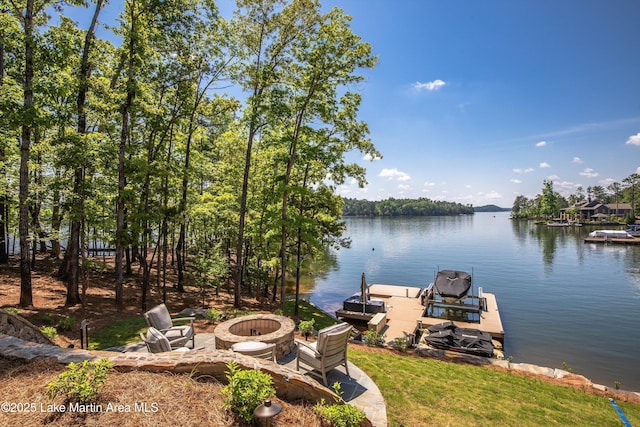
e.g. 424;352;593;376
214;314;295;360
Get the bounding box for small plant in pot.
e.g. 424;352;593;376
298;319;315;341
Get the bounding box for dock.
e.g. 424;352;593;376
584;236;640;245
346;284;504;345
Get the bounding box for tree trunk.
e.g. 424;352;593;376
0;23;7;264
116;1;137;311
19;0;35;308
65;0;103;306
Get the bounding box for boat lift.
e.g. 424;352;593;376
422;269;487;324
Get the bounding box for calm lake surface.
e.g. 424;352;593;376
299;212;640;391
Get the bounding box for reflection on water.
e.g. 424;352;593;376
298;213;640;390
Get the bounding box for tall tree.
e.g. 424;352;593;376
276;5;377;309
231;0;307;307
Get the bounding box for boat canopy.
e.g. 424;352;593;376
588;230;633;239
434;270;472;299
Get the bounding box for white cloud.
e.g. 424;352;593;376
379;168;411;181
572;157;583;163
363;153;381;161
398;184;410;190
579;168;599;178
547;174;560;180
423;181;436;187
540;162;551;168
513;167;535;173
600;178;615;186
414;79;446;91
536;141;547;147
626;133;640;146
511;179;522;184
484;191;503;200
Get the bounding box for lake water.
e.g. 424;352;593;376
297;212;640;391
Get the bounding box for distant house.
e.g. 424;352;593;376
559;200;632;221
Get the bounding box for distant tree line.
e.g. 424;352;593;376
342;197;474;217
511;173;640;221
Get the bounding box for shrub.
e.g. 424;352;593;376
205;308;221;324
363;330;385;347
57;316;76;331
314;400;366;427
41;326;58;339
298;319;315;339
221;361;276;423
47;359;113;405
392;337;409;352
40;313;56;325
3;307;19;314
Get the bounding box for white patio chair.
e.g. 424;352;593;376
296;322;352;386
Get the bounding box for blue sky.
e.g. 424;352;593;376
67;0;640;207
328;0;640;207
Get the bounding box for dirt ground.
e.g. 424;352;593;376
0;254;277;347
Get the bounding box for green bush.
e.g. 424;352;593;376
221;361;276;423
298;319;316;338
41;326;58;339
3;307;19;314
363;330;385;347
392;337;409;352
47;359;113;405
57;316;76;331
40;313;56;325
205;308;221;324
314;400;366;427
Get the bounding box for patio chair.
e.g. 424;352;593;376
140;327;190;353
296;322;352;386
143;303;195;349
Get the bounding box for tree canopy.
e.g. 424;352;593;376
342;197;474;217
0;0;380;311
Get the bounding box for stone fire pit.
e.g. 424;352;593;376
214;314;295;360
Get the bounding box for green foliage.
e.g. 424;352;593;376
363;330;385;347
205;308;221;324
57;316;76;331
342;197;474;217
391;337;409;352
47;359;113;405
40;313;56;325
221;361;276;423
41;326;58;339
298;318;315;336
314;400;366;427
2;307;19;314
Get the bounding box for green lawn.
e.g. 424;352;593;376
349;348;640;427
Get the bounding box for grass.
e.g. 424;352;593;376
89;316;148;350
349;347;640;426
284;299;339;330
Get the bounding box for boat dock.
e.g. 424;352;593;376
355;284;504;345
584;236;640;245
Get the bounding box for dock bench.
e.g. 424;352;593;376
368;312;387;333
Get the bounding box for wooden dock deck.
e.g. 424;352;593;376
365;284;504;345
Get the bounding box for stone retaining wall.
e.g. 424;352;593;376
0;333;339;404
0;310;55;345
